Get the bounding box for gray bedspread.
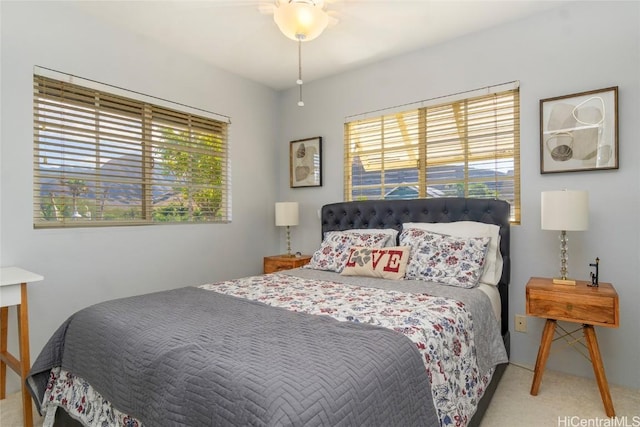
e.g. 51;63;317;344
27;286;438;426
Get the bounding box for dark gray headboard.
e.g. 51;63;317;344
321;197;511;337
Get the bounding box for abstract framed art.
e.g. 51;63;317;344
540;86;618;174
290;136;322;188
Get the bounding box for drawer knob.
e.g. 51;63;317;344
566;303;573;311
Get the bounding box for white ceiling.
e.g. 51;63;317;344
73;0;567;90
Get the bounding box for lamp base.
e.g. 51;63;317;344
552;277;577;286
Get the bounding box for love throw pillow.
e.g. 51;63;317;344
340;246;410;280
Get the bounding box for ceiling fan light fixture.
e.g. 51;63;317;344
274;0;329;42
272;0;330;107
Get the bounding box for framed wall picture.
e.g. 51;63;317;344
290;137;322;188
540;86;618;174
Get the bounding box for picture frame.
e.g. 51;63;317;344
290;136;322;188
540;86;618;174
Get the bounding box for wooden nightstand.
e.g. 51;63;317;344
526;276;619;417
263;255;311;274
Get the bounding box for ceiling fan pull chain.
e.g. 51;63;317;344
297;37;304;107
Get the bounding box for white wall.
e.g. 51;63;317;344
277;1;640;390
1;1;281;392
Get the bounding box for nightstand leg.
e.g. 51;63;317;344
583;325;615;417
530;319;556;395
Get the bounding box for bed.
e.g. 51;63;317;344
27;197;511;427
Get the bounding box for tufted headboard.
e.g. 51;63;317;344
321;197;511;338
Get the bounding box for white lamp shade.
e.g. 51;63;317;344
274;1;329;41
541;190;589;231
275;202;299;226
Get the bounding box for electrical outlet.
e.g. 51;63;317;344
515;315;527;333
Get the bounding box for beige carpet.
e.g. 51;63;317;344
0;364;638;426
0;392;44;427
480;364;640;426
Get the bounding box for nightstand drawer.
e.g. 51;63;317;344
525;277;619;327
265;259;299;273
263;255;311;274
527;289;616;325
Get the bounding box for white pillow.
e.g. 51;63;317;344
402;221;502;286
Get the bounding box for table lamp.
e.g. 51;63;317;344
541;190;589;285
275;202;299;256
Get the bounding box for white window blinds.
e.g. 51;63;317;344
33;73;231;228
345;87;520;223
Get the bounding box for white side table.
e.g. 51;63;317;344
1;267;44;427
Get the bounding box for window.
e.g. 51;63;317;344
344;87;520;223
33;72;230;228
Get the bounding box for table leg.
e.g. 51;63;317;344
18;283;34;427
0;306;7;399
530;319;556;395
583;325;615;417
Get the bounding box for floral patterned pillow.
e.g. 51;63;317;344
305;231;394;273
400;228;490;288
